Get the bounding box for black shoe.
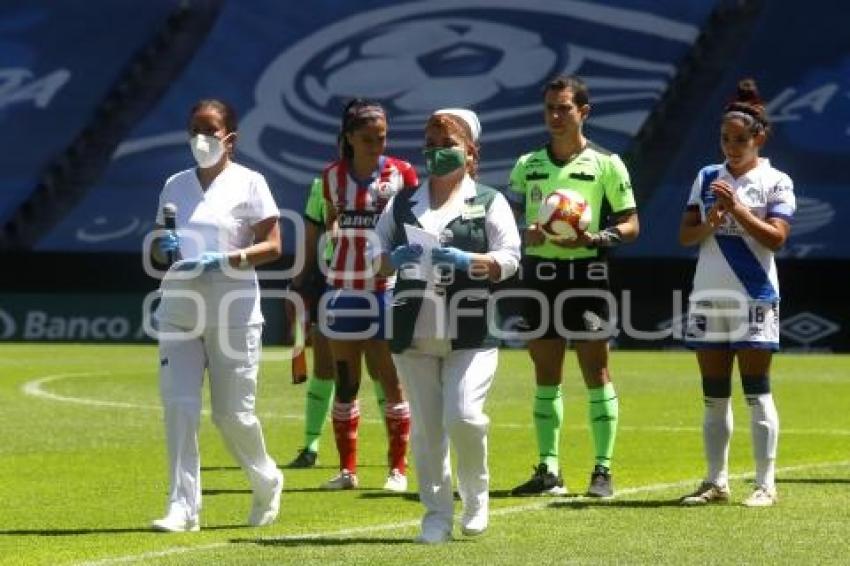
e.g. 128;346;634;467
586;465;614;498
286;448;317;469
510;464;567;496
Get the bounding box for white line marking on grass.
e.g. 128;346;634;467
21;372;159;410
78;459;850;566
21;371;328;420
23;373;850;437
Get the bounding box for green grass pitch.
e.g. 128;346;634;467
2;344;849;565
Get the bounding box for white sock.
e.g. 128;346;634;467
746;393;779;488
703;396;732;486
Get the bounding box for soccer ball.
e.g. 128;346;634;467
537;189;591;240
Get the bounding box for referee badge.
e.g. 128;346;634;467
530;185;543;202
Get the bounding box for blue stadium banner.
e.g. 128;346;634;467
37;0;714;253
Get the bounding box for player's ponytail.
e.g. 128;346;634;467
723;78;770;135
735;78;762;106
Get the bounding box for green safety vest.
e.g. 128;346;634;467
388;183;501;353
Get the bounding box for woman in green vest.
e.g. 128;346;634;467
374;108;521;543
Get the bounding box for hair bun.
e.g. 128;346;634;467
736;78;762;105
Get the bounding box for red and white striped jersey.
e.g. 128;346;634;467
323;155;418;291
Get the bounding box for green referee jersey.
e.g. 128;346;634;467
508;143;636;260
303;177;333;262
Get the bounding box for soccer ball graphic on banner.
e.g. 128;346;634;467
537;189;592;240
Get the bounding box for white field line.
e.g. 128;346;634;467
21;373;159;410
22;372;850;436
78;458;850;566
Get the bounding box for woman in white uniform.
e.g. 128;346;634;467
374;108;520;543
150;99;283;532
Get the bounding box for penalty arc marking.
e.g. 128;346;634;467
20;372;850;437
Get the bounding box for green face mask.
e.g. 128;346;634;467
423;147;465;176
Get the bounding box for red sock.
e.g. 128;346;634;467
332;400;359;473
384;402;410;474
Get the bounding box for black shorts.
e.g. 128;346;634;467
511;256;614;340
299;266;328;324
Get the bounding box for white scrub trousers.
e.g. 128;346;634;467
157;322;279;519
393;344;497;534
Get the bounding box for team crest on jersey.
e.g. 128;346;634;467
742;186;766;207
373;180;395;201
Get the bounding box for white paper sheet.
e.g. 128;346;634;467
403;224;440;282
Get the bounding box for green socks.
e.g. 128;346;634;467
372;378;386;416
304;376;335;452
588;383;619;469
534;384;563;474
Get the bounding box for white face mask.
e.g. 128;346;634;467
189;133;227;168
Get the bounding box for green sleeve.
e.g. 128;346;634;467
507;157;526;197
603;154;636;213
303;177;325;224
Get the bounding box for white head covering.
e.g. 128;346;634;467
434;108;481;142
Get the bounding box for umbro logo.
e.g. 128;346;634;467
781;312;839;346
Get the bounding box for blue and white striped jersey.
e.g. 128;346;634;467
686;158;795;301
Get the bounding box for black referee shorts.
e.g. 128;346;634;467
510;256;615;340
299;265;328;324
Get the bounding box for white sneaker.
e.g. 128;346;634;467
415;524;452;544
322;469;358;490
382;469;407;493
460;511;488;537
680;481;731;506
416;512;452;544
151;506;199;533
743;485;777;507
249;469;284;527
416;530;452;544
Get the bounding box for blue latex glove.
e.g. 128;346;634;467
431;246;472;271
173;252;228;272
158;231;180;255
389;244;423;269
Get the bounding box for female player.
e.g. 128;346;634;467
679;78;795;507
319;99;417;491
284;176;337;468
286;176;389;468
150;99;283;531
375;108;520;543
